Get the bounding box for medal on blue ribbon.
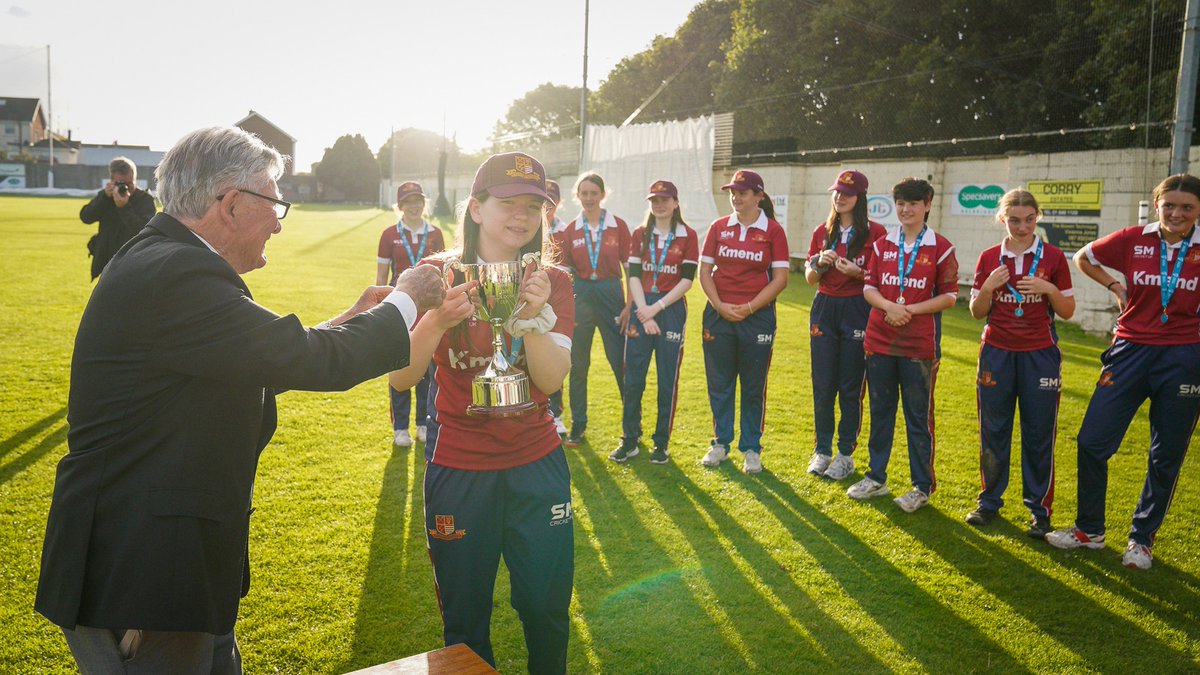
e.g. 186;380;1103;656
1004;238;1043;319
649;227;675;294
1159;233;1191;324
895;225;927;305
582;209;606;280
399;221;429;267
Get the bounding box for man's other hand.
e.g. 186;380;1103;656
394;265;445;312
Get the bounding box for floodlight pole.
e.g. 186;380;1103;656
46;44;54;188
1170;0;1199;174
578;0;590;173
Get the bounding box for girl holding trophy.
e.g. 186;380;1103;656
388;152;575;673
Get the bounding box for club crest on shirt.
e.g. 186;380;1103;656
429;515;467;540
977;371;999;387
751;233;768;243
625;324;640;338
810;324;824;337
917;254;932;266
1189;249;1200;263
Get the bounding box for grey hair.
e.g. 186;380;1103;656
155;126;287;220
108;156;136;176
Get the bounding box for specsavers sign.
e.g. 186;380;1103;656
952;184;1006;216
1028;179;1103;217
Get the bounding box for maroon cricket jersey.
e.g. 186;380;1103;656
972;237;1073;352
700;211;791;305
863;226;959;359
561;211;630;280
1084;223;1200;345
807;220;889;297
628;223;700;294
377;222;447;282
420;258;576;470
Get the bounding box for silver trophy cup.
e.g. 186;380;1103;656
446;252;542;417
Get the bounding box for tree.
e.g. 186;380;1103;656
492;83;583;147
376;128;469;180
589;0;736;125
315;134;380;202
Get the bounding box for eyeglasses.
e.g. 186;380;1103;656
216;188;291;219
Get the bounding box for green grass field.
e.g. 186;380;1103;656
1;195;1197;673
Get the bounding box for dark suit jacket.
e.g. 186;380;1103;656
79;188;157;280
36;213;410;634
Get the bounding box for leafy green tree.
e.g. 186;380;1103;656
492;83;583;147
315;134;380;202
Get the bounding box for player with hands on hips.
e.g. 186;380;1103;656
1046;174;1200;571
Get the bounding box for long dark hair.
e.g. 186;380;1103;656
641;204;688;254
823;194;871;258
758;191;775;220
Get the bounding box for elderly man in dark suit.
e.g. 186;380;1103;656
35;126;465;673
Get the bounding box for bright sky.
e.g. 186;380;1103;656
0;0;700;171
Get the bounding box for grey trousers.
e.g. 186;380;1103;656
62;624;241;675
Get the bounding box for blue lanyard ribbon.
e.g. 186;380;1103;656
1160;233;1192;323
398;221;428;266
506;335;523;366
582;209;605;279
1004;238;1043;317
896;225;927;302
649;228;676;293
828;225;852;251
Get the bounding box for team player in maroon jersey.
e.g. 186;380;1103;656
559;173;631;446
388;152;575;671
804;170;888;481
609;180;700;465
377;181;447;447
967;189;1075;538
698;169;790;474
848;178;958;512
1047;174;1200;570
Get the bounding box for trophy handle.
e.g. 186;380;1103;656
510;252;544;319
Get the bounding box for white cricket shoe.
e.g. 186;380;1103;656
701;442;729;467
807;452;831;475
743;451;762;474
393;429;413;447
415;425;427;443
894;489;930;513
847;477;889;500
553;416;568;435
1045;527;1106;550
823;454;855;481
1122;541;1152;570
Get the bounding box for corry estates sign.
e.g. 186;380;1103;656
951;184;1006;216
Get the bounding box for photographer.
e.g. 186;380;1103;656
79;156;157;280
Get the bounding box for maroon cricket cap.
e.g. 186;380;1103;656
646;180;678;200
721;169;764;192
828;170;868;195
396;181;426;202
545;179;561;205
471;152;551;201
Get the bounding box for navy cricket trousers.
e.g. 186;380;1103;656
424;448;574;674
1075;340;1200;546
702;303;776;452
809;293;870;457
390;363;433;431
976;344;1061;518
569;277;625;432
865;354;939;494
622;293;687;447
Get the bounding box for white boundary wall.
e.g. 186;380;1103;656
720;145;1200;334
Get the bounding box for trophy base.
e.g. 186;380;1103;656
466;401;538;418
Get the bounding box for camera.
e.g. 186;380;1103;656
116;182;129;196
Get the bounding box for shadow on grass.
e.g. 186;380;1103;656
881;504;1197;671
297;213;387;257
340;445;439;672
0;421;67;487
0;406;66;461
566;442;705;672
